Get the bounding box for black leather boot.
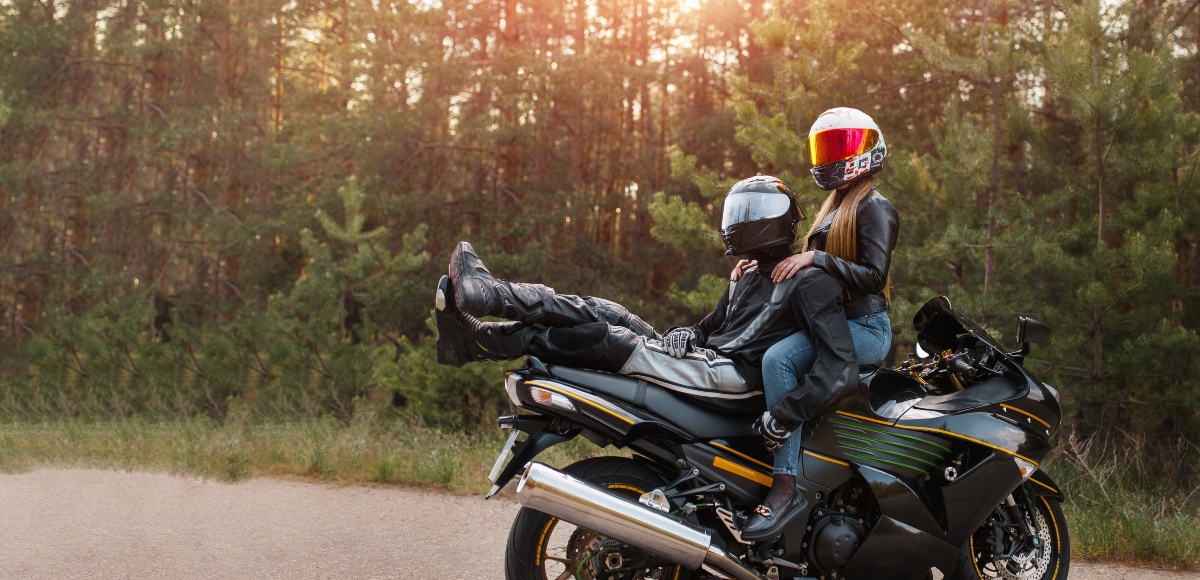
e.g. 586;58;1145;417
449;241;657;338
742;480;810;541
436;277;537;368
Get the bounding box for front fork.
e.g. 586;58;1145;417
1004;494;1041;551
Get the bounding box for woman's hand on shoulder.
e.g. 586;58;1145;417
772;251;816;282
730;259;757;281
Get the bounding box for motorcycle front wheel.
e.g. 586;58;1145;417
504;456;696;580
948;494;1070;580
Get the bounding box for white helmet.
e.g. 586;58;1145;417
807;107;887;190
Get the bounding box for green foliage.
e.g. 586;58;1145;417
669;274;731;315
1046;434;1200;566
0;0;1197;451
379;313;515;431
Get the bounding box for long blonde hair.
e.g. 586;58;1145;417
801;176;892;302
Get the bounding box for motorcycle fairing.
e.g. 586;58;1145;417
939;450;1025;546
799;369;1054;555
856;465;944;537
800;448;854;490
1025;470;1064;500
894;411;1053;468
841;516;960;580
1006;379;1062;437
816;411;954;480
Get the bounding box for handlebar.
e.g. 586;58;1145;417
951;356;976;378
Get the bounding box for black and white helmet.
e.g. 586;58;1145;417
808;107;887;191
719;176;804;256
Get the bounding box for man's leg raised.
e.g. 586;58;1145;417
437;273;641;371
448;241;656;338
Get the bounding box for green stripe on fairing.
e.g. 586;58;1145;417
843;451;928;474
839;439;939;468
833;428;947;460
830;417;952;453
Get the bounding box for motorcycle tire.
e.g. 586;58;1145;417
504;456;698;580
946;495;1069;580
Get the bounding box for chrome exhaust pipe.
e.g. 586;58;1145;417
515;462;767;580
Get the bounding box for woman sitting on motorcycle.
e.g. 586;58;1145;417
733;107;899;538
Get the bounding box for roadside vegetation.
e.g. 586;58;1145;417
0;412;612;495
1046;435;1200;568
0;414;1198;568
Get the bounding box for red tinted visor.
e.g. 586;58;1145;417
809;128;880;167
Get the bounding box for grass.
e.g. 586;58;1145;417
0;411;613;494
3;416;1200;568
1043;433;1200;569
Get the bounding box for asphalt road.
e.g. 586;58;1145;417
0;469;1194;579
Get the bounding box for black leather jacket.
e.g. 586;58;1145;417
688;265;858;428
808;188;898;319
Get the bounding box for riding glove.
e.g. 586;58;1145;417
661;327;696;358
753;410;791;452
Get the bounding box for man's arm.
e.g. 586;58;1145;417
689;280;733;346
661;279;734;357
768;269;859;431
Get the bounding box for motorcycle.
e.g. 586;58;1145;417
485;296;1068;580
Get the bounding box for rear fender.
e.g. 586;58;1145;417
486;422;578;499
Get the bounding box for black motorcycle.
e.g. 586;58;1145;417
486;296;1068;580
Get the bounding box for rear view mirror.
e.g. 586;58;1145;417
1017;316;1051;345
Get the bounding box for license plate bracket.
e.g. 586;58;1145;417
488;430;521;483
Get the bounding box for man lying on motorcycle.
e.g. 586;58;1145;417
434;175;858;540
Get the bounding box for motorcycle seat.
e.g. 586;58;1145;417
545;365;759;439
914;376;1024;412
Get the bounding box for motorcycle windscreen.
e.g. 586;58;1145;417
912;295;1006;353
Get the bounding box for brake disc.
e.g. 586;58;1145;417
997;507;1052;580
565;530;669;580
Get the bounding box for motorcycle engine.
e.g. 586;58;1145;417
808;511;867;578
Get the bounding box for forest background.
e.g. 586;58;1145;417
2;0;1200;564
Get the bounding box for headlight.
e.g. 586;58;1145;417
504;373;522;407
1014;456;1037;481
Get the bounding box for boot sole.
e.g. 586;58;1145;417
435;275;452;312
434;306;471;368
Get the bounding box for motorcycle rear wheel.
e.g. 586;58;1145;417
947;495;1069;580
504;456;697;580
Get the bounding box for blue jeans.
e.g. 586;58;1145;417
764;312;892;475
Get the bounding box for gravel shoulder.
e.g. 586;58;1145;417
0;469;1193;579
